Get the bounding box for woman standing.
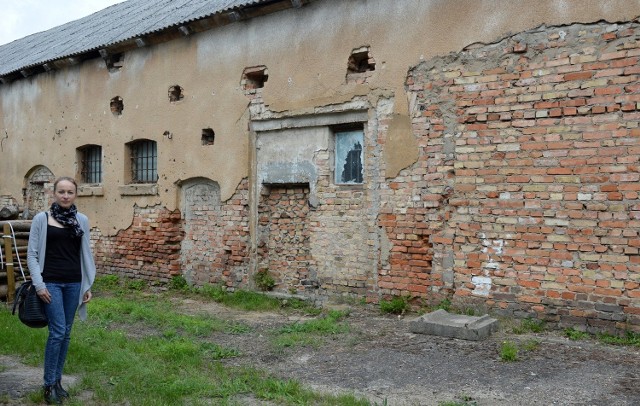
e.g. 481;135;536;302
27;177;96;405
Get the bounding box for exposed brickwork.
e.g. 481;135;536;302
94;205;184;284
258;185;316;293
181;179;250;289
89;20;639;334
308;106;389;301
406;20;640;332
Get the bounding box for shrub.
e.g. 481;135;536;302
499;341;518;362
254;269;276;291
169;275;189;291
380;296;410;315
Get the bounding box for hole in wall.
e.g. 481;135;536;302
201;128;215;145
241;66;268;93
110;96;123;116
347;46;376;73
346;46;376;84
168;85;184;102
105;52;124;73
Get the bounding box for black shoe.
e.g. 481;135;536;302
44;385;62;405
55;379;69;398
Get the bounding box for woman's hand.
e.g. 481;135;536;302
37;288;52;304
82;290;92;303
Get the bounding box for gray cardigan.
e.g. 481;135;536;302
26;211;97;320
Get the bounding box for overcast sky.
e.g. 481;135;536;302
0;0;126;46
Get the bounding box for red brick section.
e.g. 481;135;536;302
258;185;316;294
94;205;184;284
405;20;640;333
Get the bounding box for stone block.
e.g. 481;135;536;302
408;309;499;341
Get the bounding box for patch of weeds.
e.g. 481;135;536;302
439;395;478;406
254;269;276;291
200;284;228;302
512;318;546;334
169;275;189;291
380;295;410;315
281;297;321;315
198;284;318;314
499;340;518;362
273;331;322;348
226;322;253;334
521;339;541;352
274;310;350;348
435;298;452;312
565;327;591;341
279;310;349;335
597;331;640;347
460;307;478;316
92;274;120;292
126;279;146;291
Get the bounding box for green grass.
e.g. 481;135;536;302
565;327;640;347
499;340;518;362
512;318;546;334
439;394;477;406
0;276;369;405
273;309;350;348
597;330;640;347
564;327;591;341
198;284;317;314
379;295;410;315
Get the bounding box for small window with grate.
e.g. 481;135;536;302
127;139;157;183
334;129;364;184
78;145;103;184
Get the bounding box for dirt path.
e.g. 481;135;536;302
2;298;639;405
185;300;640;406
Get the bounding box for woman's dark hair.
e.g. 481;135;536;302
53;176;78;192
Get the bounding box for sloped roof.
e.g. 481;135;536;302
0;0;268;77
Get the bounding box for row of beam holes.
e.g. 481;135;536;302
108;46;373;115
109;87;214;146
110;85;184;116
108;45;374;140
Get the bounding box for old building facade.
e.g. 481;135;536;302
1;0;639;333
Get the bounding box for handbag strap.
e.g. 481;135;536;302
11;282;28;315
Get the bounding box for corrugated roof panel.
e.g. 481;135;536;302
0;0;266;77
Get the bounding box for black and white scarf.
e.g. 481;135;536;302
50;202;84;238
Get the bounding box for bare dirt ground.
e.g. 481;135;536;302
2;297;640;405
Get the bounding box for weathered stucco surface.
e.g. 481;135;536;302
1;0;638;233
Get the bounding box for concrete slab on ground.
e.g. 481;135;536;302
408;309;499;341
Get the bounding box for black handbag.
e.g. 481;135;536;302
12;281;48;328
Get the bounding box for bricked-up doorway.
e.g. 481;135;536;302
257;184;316;293
179;179;225;286
23;166;55;219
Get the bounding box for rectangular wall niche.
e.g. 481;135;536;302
335;130;364;184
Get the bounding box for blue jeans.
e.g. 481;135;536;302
43;282;81;386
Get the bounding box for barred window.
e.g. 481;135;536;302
78;145;102;184
334;130;364;184
128;139;157;183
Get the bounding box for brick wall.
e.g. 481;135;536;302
405;20;640;332
94;205;184;284
258;185;316;293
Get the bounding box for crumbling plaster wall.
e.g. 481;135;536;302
256;0;640;177
1;0;638;237
0;34;249;235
